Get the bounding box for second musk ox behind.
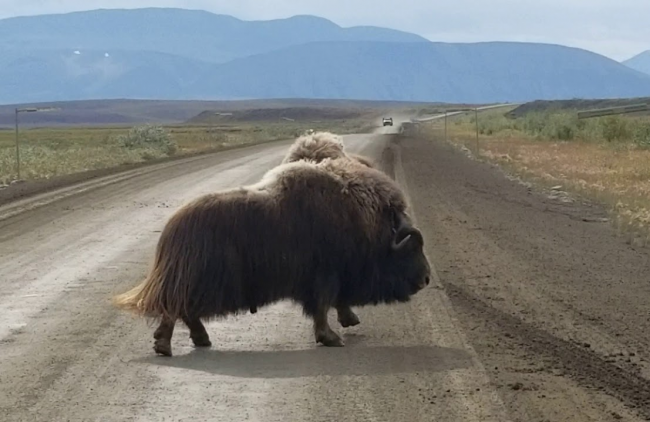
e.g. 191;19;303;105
112;155;431;357
282;130;376;169
280;130;379;328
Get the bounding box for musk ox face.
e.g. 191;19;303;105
392;226;431;294
379;210;431;301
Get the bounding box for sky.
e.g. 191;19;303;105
1;0;648;61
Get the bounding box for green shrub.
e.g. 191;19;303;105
456;108;650;146
632;122;650;148
599;116;629;143
116;124;177;156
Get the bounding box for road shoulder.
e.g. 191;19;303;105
391;138;513;421
396;133;650;421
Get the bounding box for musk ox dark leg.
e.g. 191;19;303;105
153;316;175;357
336;304;361;328
303;273;344;347
313;306;345;347
182;317;212;348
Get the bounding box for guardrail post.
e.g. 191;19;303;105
444;111;448;141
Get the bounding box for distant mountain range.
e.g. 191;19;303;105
2;7;650;105
624;51;650;76
0;8;427;64
189;41;650;103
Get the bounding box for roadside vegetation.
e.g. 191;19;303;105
0;117;374;185
431;105;650;245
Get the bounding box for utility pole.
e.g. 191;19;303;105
14;107;59;180
15;109;20;180
475;107;479;155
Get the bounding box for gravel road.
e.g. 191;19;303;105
1;128;648;421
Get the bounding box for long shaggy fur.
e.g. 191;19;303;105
282;131;347;165
113;156;427;324
347;153;375;168
281;131;375;168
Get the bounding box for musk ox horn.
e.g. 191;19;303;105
390;209;424;251
392;227;424;251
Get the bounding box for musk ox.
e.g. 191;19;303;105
112;156;430;357
282;131;376;169
347;153;375;168
280;130;378;327
282;131;347;164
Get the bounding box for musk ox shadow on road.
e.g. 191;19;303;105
135;343;473;378
113;131;431;357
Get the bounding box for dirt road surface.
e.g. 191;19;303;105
0;133;509;422
1;128;649;421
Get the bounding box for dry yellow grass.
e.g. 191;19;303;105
430;118;650;245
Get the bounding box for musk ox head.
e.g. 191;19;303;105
310;155;431;303
380;209;431;300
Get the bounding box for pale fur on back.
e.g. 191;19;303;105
282;131;347;165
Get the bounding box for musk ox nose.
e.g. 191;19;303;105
417;276;430;290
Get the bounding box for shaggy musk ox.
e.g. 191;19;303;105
282;131;376;169
347;153;375;168
112;156;430;357
280;130;379;328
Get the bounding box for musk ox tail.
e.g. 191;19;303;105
112;280;147;313
112;208;205;321
111;262;178;320
112;272;159;316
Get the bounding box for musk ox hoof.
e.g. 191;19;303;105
191;335;212;348
338;312;361;328
154;339;172;357
316;331;345;347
